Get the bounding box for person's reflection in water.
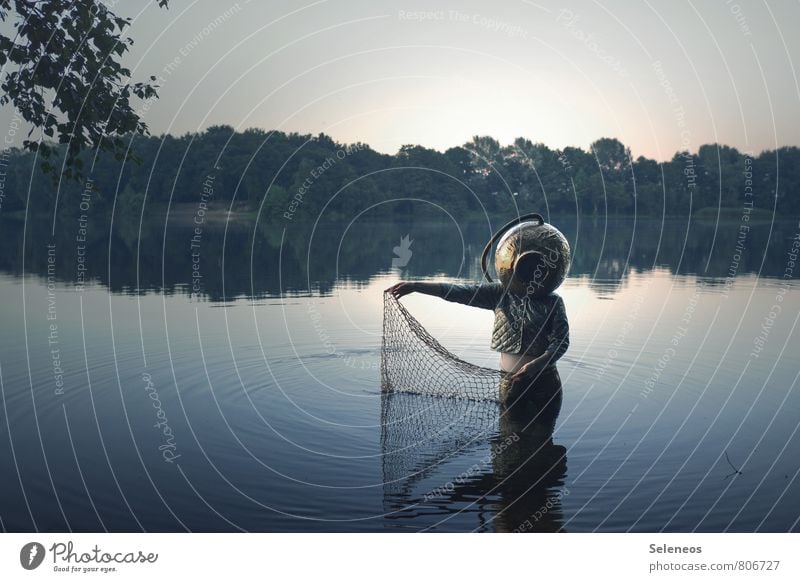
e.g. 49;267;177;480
493;371;568;532
380;373;568;532
439;372;568;532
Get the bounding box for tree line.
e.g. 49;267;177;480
2;125;798;221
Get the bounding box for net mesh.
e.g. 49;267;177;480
379;391;499;507
381;292;503;401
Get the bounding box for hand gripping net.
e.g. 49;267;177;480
381;291;502;401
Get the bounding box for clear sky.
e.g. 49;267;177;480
2;0;799;161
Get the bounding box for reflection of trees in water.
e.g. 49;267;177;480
1;212;797;299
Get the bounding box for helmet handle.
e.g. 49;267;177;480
480;213;545;283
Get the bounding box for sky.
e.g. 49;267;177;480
2;0;799;161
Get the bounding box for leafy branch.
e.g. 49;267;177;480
0;0;169;182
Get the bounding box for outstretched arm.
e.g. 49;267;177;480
386;282;502;310
386;281;440;299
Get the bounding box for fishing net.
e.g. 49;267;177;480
380;292;503;401
379;292;567;530
379;291;501;518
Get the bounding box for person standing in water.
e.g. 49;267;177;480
386;250;569;424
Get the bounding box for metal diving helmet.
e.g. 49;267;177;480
480;213;571;296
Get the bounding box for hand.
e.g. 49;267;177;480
510;358;545;382
386;282;417;299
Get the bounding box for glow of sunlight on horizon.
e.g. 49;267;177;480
1;0;799;161
321;74;584;154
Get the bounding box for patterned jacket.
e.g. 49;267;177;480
432;282;569;362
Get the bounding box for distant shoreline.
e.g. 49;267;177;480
163;202;258;226
0;205;788;225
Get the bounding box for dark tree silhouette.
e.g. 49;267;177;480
0;0;169;180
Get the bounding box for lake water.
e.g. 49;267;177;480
1;213;799;532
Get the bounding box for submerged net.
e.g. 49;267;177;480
381;292;503;401
380;391;500;508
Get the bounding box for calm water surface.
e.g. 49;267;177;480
0;215;799;531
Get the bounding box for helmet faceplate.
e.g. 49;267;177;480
494;220;571;296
